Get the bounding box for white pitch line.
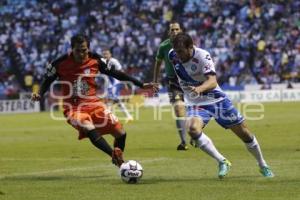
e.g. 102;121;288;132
0;157;168;180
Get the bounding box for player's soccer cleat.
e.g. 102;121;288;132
112;147;124;167
218;159;231;179
259;166;274;178
177;143;189;150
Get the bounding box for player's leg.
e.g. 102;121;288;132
186;110;231;178
168;80;188;150
93;105;125;167
187;117;228;161
112;84;133;123
173;100;188;150
214;98;274;177
83;121;114;157
229;122;274;177
66;110;114;157
117;99;133;123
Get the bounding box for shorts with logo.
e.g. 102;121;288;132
186;98;244;128
64;101;122;140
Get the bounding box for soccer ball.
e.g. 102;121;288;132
119;160;143;184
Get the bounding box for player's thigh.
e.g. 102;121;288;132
186;105;211;130
65;110;94;132
92;106;124;137
214;98;244;129
173;100;185;117
168;79;184;116
186;117;205;136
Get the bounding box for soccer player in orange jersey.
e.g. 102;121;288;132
31;34;158;167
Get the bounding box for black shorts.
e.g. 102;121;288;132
167;77;184;104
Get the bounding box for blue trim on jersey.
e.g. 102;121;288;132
192;49;195;57
109;76;115;84
169;50;199;84
202;89;227;99
174;63;199;84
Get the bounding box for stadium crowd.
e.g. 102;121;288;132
0;0;299;99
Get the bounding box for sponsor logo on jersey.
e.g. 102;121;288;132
84;68;90;74
191;64;197;71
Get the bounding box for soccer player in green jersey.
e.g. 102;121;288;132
153;22;188;150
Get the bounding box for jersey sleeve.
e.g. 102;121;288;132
39;55;67;96
202;51;216;75
45;62;58;78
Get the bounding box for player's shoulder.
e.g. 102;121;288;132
194;47;212;60
160;38;171;48
194;47;210;57
51;53;69;67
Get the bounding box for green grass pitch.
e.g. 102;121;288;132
0;102;300;200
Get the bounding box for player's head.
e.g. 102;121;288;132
172;33;194;62
71;34;90;63
168;22;182;40
102;48;112;60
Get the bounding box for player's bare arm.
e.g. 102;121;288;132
153;59;163;83
188;74;217;94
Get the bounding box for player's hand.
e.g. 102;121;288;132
187;86;203;94
31;93;41;101
143;82;159;93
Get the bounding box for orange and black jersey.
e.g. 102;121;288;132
39;52;143;105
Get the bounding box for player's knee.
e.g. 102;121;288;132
188;123;201;135
173;102;185;117
188;126;201;135
187;118;203;136
111;127;125;138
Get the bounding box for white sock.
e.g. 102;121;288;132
196;132;226;163
118;102;132;119
245;136;267;168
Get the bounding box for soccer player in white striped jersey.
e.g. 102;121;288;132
102;49;133;123
168;33;274;178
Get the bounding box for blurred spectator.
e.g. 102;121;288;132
0;0;299;99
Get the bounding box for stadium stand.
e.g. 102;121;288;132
0;0;299;99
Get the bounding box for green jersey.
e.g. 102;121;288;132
156;38;176;78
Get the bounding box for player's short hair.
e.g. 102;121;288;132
102;47;111;53
169;21;181;27
71;34;90;48
172;33;193;49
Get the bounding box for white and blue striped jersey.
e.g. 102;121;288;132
168;47;226;105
